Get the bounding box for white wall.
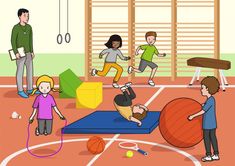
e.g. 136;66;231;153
0;0;234;53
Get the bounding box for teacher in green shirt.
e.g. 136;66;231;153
11;8;39;98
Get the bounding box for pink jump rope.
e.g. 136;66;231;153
26;119;67;158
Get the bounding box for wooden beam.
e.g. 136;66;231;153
128;0;135;81
214;0;220;78
171;0;177;81
85;0;92;81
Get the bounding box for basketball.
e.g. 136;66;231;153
159;98;203;148
87;136;105;154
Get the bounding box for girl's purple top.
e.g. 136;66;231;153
33;94;56;120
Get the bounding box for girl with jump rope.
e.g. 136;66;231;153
27;75;67;157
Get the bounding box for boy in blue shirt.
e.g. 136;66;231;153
188;76;220;162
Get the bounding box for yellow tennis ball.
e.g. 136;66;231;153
126;150;133;158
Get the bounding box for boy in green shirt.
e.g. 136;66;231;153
128;31;166;86
11;8;38;98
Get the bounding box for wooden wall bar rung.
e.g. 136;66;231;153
92;27;128;29
136;31;171;33
177;27;214;29
177;36;214;38
177;5;214;7
91;31;128;33
134;1;171;3
135;22;171;24
135;36;171;38
91;5;128;7
136;27;171;29
177;44;214;46
177;31;214;33
134;5;171;7
176;53;214;55
92;1;128;3
92;36;129;38
91;40;129;42
92;22;128;24
177;1;214;3
176;70;213;72
177;22;214;24
176;40;214;42
177;48;214;51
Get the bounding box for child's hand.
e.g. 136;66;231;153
29;118;34;124
158;53;166;57
137;122;142;127
188;115;194;121
125;56;131;61
99;54;103;59
60;116;66;120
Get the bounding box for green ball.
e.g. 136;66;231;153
126;150;134;158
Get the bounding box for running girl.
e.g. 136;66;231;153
91;34;130;88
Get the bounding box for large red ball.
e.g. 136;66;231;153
159;98;203;148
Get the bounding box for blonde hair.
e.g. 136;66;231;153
31;75;59;95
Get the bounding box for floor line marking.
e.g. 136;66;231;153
0;84;235;88
0;138;201;166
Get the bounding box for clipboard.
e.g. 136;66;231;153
8;47;26;61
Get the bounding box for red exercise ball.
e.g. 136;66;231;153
159;98;203;148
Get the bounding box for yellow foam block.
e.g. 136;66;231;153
76;82;103;109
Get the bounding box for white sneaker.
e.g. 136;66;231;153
128;66;133;74
112;83;120;89
120;86;127;92
201;156;213;162
211;154;220;161
148;80;155;86
125;82;132;88
91;69;97;76
35;127;39;136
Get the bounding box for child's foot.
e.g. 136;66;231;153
112;83;120;89
120;85;128;92
44;131;48;136
211;154;220;161
18;91;29;98
127;66;133;74
125;82;132;88
91;69;97;76
201;155;213;162
148;80;155;86
35;127;39;136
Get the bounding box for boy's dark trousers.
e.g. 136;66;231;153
203;129;219;156
114;87;136;106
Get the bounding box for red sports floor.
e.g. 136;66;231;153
0;77;235;166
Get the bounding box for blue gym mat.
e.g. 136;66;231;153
62;111;160;134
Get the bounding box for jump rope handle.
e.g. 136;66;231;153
137;149;148;156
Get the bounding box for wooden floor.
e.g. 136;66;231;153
0;77;234;166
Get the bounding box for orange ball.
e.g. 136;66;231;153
87;136;105;154
159;98;203;148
